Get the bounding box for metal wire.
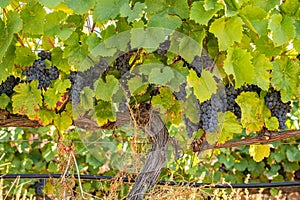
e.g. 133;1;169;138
1;174;300;188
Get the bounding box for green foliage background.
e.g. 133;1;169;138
0;0;300;198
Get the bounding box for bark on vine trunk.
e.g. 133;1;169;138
125;111;169;200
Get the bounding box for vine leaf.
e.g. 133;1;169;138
252;53;273;91
15;47;36;67
0;94;10;109
209;16;244;51
0;11;22;62
95;75;118;101
80;87;95;110
148;11;182;31
224;47;254;88
217;112;242;144
12;81;42;119
54;112;72;131
37;109;55;126
65;0;95;14
271;57;299;102
235;92;270;132
187;70;217;103
286;146;300;162
44;80;71;110
190;1;222;26
265;116;279;131
145;0;189;18
249;144;270;162
268;14;295;47
120;2;146;23
38;0;63;9
179;36;202;63
93;0;128;22
148;67;174;85
20;1;46;35
95;100;116;126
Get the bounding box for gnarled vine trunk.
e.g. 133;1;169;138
126;111;169;200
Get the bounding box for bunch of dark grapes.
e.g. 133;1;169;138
157;39;170;56
38;50;51;61
173;83;187;101
184;115;201;138
0;75;20;96
225;84;261;118
225;85;241;118
113;51;135;76
199;98;219;132
183;55;203;78
264;88;291;129
69;60;108;105
22;59;59;89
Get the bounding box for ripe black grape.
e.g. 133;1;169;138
264;88;291;129
157;39;170;56
199;99;219;132
22;59;59;89
184;115;200;138
173;83;187;101
114;51;134;76
69;60;109;104
0;75;20;96
38;50;51;61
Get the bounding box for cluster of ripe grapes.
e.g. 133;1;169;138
22;51;59;89
0;76;20;96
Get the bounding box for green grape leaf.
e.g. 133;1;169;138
93;0;128;22
63;43;89;67
179;36;202;63
65;0;95;14
253;0;280;12
37;109;55;126
252;53;273;91
20;2;46;35
254;35;282;57
235;159;248;171
183;94;199;123
44;11;67;37
95;100;116;126
127;76;147;95
0;0;11;7
0;94;10;109
249;144;271;162
166;101;181;125
190;1;222;26
130;27;167;51
268;14;295;47
148;66;174;85
271;57;299;102
265;116;279;131
294;39;300;52
224;47;255;88
0;11;22;62
54;112;73;131
152;87;175;110
286;146;300;162
38;0;62;9
51;47;71;73
204;0;219;10
187;70;217;103
235;92;271;131
80;87;95;110
120;2;146;23
12;81;42;118
95;75;118;101
280;0;300;17
209;16;244;51
86;33;101;52
44;80;71;110
145;0;189;18
148;11;182;31
239;5;268;35
15;47;36;67
218;112;242;144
